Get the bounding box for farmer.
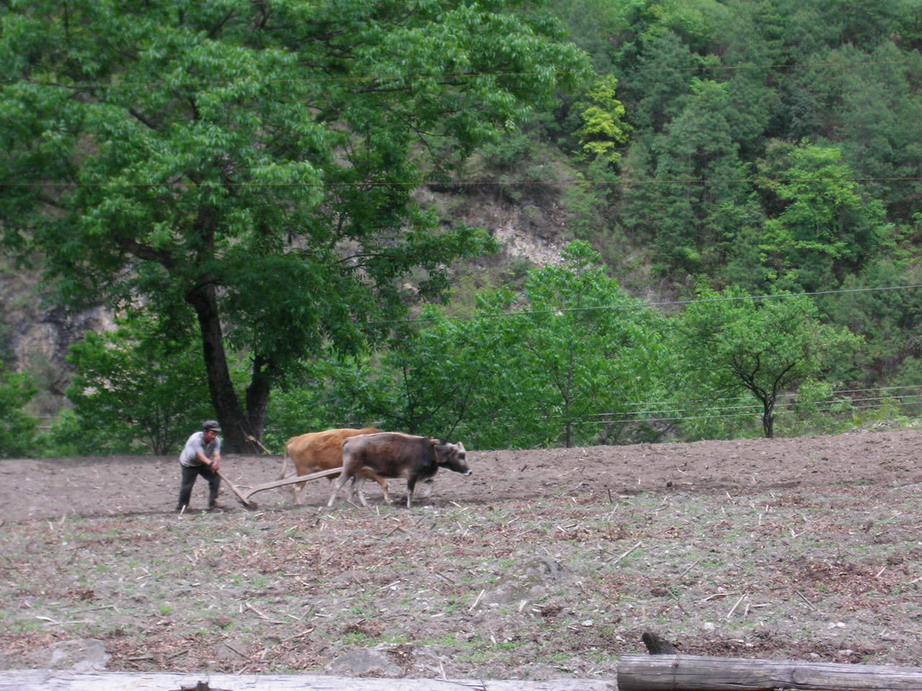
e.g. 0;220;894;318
177;420;223;512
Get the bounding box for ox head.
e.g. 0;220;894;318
434;441;471;476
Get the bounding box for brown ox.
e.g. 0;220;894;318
327;432;470;508
279;427;384;504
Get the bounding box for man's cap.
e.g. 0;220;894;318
203;420;222;432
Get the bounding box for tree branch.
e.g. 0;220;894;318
115;236;177;271
128;107;160;131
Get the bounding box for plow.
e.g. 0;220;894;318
215;435;341;510
216;466;342;510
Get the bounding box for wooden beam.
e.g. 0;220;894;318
0;670;619;691
240;467;343;503
617;654;922;691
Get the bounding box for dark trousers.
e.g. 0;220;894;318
178;464;220;509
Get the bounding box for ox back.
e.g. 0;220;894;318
279;427;384;505
351;433;438;479
328;432;470;508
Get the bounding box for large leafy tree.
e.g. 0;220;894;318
0;0;591;450
425;241;669;449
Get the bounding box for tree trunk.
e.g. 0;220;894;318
642;631;678;654
761;400;774;438
186;281;254;453
244;354;272;445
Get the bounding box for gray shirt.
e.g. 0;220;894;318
179;431;221;467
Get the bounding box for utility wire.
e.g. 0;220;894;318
367;283;922;327
456;396;922;428
4;57;917;90
4;175;921;189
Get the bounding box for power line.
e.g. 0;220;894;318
589;394;922;423
569;400;922;427
4;57;916;90
590;385;922;412
3;175;921;189
371;283;922;326
456;393;922;429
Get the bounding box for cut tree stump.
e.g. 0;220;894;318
641;632;677;655
617;653;922;691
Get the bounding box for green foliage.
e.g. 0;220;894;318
0;0;593;450
0;368;38;457
368;242;671;449
505;241;670;446
815;261;922;385
377;309;497;439
574;75;632;163
262;354;389;452
622;77;752;275
756;140;891;291
772;380;854;438
64;315;217;454
674;286;863;438
620;29;699;130
560;160;618;242
3;0;922;451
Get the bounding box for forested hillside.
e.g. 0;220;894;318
1;0;920;457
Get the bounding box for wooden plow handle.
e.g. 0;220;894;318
240;467;343;504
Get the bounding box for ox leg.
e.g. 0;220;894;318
378;478;392;505
353;476;369;507
278;455;299;504
327;473;351;507
406;478;417;509
292;480;306;505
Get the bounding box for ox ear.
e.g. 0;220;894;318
456;442;466;453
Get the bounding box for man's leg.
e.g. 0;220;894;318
177;465;198;510
205;466;222;508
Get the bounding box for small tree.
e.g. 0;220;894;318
342;242;670;450
66;315;219;454
574;75;632;164
676;287;862;438
0;368;38;458
510;242;670;447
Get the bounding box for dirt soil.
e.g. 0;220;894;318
2;427;922;682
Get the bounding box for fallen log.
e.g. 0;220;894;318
0;670;617;691
617;653;922;691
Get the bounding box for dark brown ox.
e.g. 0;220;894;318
279;427;384;504
327;432;470;508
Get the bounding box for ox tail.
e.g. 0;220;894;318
278;450;293;481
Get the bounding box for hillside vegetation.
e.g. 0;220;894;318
0;0;920;456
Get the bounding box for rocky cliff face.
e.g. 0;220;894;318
2;186;568;417
13;304;113;374
1;259;115;416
